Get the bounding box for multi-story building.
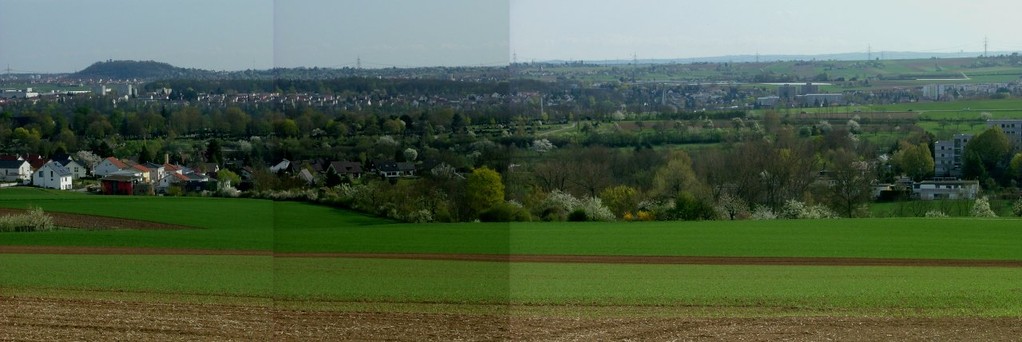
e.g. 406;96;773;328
934;133;972;178
986;119;1022;147
922;84;947;100
800;82;819;95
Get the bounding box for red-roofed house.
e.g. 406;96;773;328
28;158;49;171
163;163;184;175
124;162;152;183
157;172;191;193
94;157;129;177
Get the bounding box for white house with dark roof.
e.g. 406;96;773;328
53;158;88;179
32;161;73;190
0;159;32;184
328;161;363;179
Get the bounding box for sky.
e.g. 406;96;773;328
2;0;1021;73
510;0;1022;62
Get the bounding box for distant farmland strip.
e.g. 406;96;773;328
277;252;1022;267
0;246;269;256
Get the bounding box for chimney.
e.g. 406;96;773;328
164;153;169;165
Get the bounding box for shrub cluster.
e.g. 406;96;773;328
751;201;837;220
780;200;838;219
0;208;55;232
536;190;615;222
479;202;531;222
971;197;997;218
622;210;655;221
750;206;778;220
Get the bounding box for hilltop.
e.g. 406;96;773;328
72;60;215;80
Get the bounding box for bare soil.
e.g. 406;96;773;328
3;296;1020;341
0;208;192;230
3;247;1020;340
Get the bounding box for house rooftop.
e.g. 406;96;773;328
0;159;29;168
43;162;74;177
105;157;128;169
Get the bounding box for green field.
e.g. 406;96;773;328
2;255;1020;317
0;188;272;250
2;188;1022;317
0;254;273;298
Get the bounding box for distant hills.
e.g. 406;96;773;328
73;60;215;80
65;50;1021;81
543;51;1016;65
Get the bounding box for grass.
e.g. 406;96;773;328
0;189;273;250
506;262;1022;316
3;189;1020;261
274;218;1022;261
510;219;1022;260
3;254;1018;317
871;199;1017;217
0;254;273;298
3;190;1022;318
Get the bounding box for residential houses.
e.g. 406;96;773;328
0;159;32;184
372;160;416;179
32;161;73;190
327;161;363;179
94;157;129;177
52;156;88;179
912;179;980;200
270;159;297;174
94;156;211;195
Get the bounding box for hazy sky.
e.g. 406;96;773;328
2;0;1020;73
510;0;1022;61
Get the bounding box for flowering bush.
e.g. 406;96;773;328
924;210;948;218
780;200;837;219
0;207;54;232
539;190;615;221
636;210;655;221
404;209;434;223
750;206;777;220
637;199;675;221
971;197;997;218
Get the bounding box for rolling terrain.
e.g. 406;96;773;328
1;188;1021;340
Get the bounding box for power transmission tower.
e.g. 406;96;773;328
632;53;638;82
984;36;988;57
356;56;361;69
867;45;871;61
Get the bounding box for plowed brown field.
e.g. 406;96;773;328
3;296;1021;341
4;239;1021;340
